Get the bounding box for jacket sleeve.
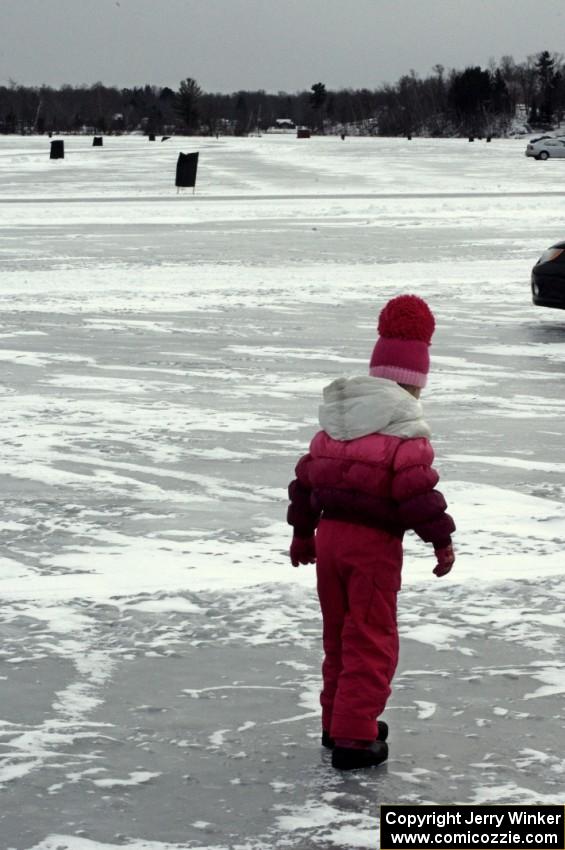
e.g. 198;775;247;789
391;438;455;549
287;453;321;539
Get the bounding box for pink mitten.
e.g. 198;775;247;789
433;544;455;577
290;536;316;568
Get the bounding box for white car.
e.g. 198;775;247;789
525;138;565;160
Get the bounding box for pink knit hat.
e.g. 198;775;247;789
369;295;435;388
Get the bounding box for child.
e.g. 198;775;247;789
287;294;455;771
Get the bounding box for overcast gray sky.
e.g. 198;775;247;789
1;0;564;92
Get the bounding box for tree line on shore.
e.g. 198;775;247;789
1;51;564;137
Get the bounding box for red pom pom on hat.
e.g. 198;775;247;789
377;294;435;344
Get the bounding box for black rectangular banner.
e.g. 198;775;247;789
175;151;199;188
381;805;564;849
50;140;64;159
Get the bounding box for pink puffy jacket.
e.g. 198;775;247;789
288;430;454;549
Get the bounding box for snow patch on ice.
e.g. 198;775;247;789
414;700;437;719
401;623;460;650
92;771;160;788
524;667;565;699
471;783;564;805
23;837;206;850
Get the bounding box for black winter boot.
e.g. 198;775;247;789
322;720;389;750
332;740;389;771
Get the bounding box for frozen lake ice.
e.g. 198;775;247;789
1;134;565;849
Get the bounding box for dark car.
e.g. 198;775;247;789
531;242;565;308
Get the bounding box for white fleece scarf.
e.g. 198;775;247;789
318;376;431;441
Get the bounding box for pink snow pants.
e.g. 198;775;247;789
315;518;402;741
